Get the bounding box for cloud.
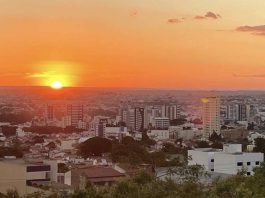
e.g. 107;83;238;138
167;18;181;24
195;12;221;20
233;73;265;78
129;9;139;17
236;25;265;36
26;71;55;78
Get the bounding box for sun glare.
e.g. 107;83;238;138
50;80;63;89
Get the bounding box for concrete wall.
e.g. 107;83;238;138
0;161;40;195
215;152;264;175
188;150;214;171
44;160;58;182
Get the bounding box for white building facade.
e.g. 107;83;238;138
188;144;263;176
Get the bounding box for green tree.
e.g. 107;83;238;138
78;137;112;157
253;137;265;154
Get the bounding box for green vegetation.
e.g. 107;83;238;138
58;163;70;173
253;137;265;154
5;163;265;198
111;137;182;167
78;136;182;167
78;137;112;157
0;138;23;158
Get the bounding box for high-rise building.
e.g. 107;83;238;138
46;104;54;121
237;104;249;121
221;104;250;122
162;104;180;120
202;97;220;138
154;117;170;129
66;104;84;127
96;119;108;137
134;107;145;131
121;107;145;131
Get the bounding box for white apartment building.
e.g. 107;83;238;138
202;97;220;138
154;117;170;129
188;144;263;176
162;104;180;120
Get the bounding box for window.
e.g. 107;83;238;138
247;162;251;166
256;161;260;165
247;172;251;176
211;169;214;172
237;162;243;166
211;159;214;162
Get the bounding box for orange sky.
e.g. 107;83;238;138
1;0;265;89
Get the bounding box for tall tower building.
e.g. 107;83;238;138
222;104;250;122
135;107;144;131
202;97;220;138
162;104;180;120
123;107;145;131
66;104;84;127
46;105;54;121
237;104;248;121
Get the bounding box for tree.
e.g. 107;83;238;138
170;118;187;126
78;137;112;157
253;137;265;154
141;131;156;146
195;141;210;148
162;143;180;154
247;122;255;130
58;163;69;173
6;189;20;198
211;142;223;149
209;131;222;142
121;136;136;145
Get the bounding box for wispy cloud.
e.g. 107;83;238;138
195;12;221;20
236;25;265;36
129;9;139;17
26;71;55;78
168;11;221;24
233;73;265;78
167;18;182;24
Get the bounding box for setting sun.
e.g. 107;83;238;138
50;81;63;89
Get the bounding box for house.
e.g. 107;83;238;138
71;166;126;189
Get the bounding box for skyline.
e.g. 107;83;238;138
1;0;265;89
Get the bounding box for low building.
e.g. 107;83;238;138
188;144;263;176
0;159;57;195
104;126;128;139
170;126;203;140
148;129;169;140
71;166;126;189
221;128;249;141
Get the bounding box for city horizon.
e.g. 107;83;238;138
3;85;265;92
